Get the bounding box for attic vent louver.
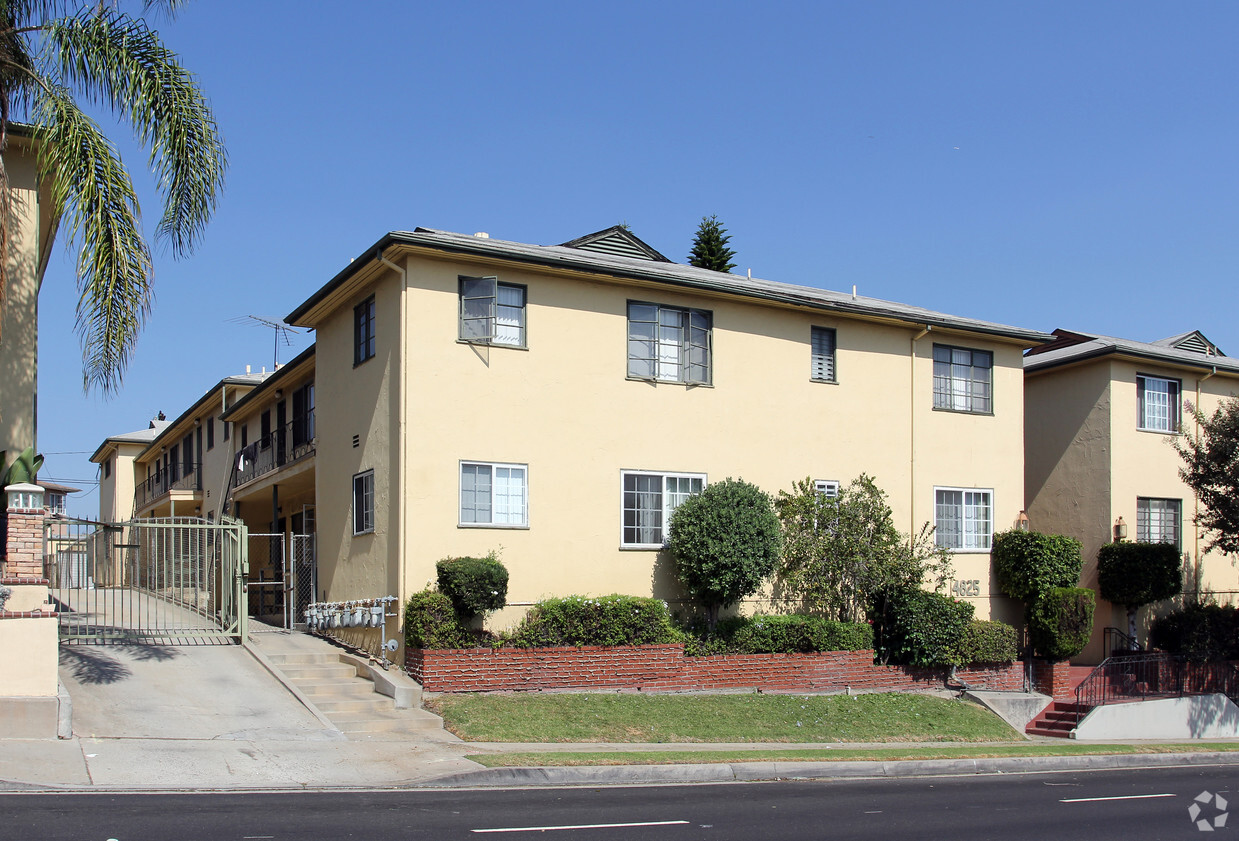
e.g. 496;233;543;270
559;226;672;262
1174;334;1211;355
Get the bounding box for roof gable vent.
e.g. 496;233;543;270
559;226;671;262
1154;330;1226;357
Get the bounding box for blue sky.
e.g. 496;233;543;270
35;1;1239;512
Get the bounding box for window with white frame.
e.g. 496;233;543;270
811;327;837;383
459;276;526;346
934;487;993;550
933;345;993;413
621;471;706;546
1137;375;1181;432
1137;497;1181;548
352;470;374;535
814;479;840;498
627;302;711;384
459;462;528;526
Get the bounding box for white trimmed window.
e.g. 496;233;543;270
1137;375;1181;432
352;470;374;535
933;345;993;414
934;487;993;551
626;302;711;384
1137;497;1181;549
459;276;526;346
811;327;837;383
621;471;706;547
460;462;528;526
814;479;840;498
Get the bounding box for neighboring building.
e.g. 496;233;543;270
283;226;1049;628
1024;329;1239;662
0;127;59;469
92;416;170;522
39;481;80;517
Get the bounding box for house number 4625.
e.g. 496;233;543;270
950;579;980;597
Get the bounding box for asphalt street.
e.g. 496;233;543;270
4;763;1238;841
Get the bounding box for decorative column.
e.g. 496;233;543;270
1;482;44;579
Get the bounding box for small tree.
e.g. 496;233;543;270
1176;397;1239;555
1097;542;1182;644
774;475;952;623
992;530;1083;604
667;478;781;626
435;554;509;623
1028;587;1095;660
687;214;737;273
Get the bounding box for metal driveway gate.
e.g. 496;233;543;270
44;517;248;643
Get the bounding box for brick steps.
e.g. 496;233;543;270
1026;700;1091;738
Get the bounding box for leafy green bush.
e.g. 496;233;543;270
1150;603;1239;662
1097;542;1181;616
667;478;782;625
874;587;973;667
955;619;1019;664
732;614;873;654
1028;587;1095;660
992;531;1083;604
509;595;682;648
436;554;509;620
404;590;475;649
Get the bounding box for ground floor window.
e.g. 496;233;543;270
1137;497;1181;548
460;462;528;526
934;487;993;550
621;471;706;547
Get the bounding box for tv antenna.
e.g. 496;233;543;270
228;315;306;368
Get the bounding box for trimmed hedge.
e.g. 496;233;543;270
1097;542;1182;609
1150;604;1239;662
875;587;974;667
508;595;682;648
992;530;1083;603
1028;587;1095;660
956;619;1019;664
436;555;509;620
730;614;873;654
404;590;475;649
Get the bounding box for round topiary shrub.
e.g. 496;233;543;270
955;619;1019;664
992;531;1083;604
1028;587;1095;660
1097;541;1182;640
404;590;474;649
436;554;509;621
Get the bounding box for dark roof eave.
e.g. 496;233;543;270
136;375;270;460
220;344;316;422
287;232;1050;344
1026;344;1239;377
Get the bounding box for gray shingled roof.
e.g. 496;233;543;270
287;227;1052;344
1025;329;1239;375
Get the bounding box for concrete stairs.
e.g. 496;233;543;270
248;630;450;741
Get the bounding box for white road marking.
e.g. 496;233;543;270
1060;794;1176;803
472;820;690;833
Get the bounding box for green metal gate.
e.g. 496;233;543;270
44;516;249;643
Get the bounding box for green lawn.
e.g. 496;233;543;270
426;692;1020;743
467;742;1239;768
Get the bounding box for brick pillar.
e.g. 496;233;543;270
1;484;44;579
1032;659;1074;699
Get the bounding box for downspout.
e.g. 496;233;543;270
376;250;408;624
910;326;931;536
1192;366;1217;602
215;384;233;521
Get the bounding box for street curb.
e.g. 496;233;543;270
421;751;1239;788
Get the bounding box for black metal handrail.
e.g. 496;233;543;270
233;415;315;489
134;463;202;508
1074;652;1239;726
1102;626;1143;658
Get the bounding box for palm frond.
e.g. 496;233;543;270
34;83;151;394
44;9;224;257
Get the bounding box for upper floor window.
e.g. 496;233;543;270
103;458;111;479
1137;497;1181;548
292;382;316;447
206;416;215;450
353;470;374;535
811;327;837;383
933;345;992;414
627;302;711;385
459;277;526;346
460;461;528;526
45;492;67;515
934;487;993;551
354;296;376;365
621;470;705;547
814;479;840;498
1137;375;1181;432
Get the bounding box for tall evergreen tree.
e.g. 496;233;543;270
688;214;736;273
0;1;227;394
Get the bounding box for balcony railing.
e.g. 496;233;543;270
134;463;202;509
233;415;315;489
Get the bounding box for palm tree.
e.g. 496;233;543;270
0;1;225;394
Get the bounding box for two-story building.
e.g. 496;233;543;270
284;226;1048;628
1025;329;1239;661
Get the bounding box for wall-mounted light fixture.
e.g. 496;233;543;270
275;388;283;400
1113;516;1127;542
1016;510;1031;532
6;483;42;511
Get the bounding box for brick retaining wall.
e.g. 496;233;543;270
407;644;1043;694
